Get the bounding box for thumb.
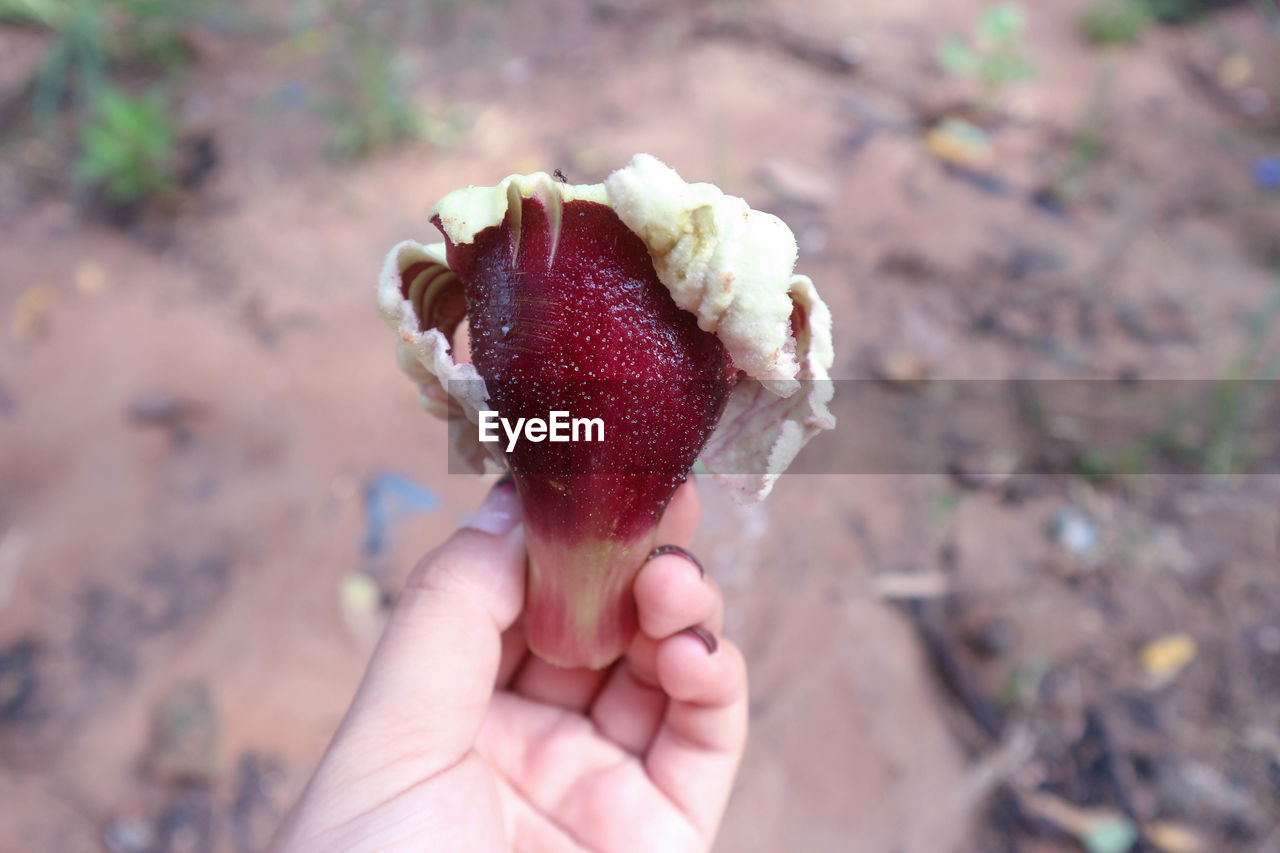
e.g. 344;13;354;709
340;477;525;775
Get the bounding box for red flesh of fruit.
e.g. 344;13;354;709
434;196;732;669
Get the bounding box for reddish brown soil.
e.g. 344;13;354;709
1;1;1278;851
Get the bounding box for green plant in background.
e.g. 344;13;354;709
0;0;62;26
1049;59;1116;204
1257;0;1280;33
317;1;464;159
12;0;110;120
1080;0;1151;45
1199;270;1280;474
319;26;423;159
1144;0;1226;22
936;3;1037;98
2;0;228;122
75;86;179;204
1070;271;1280;480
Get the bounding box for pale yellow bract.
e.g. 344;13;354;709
377;154;835;502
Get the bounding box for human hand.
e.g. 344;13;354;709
272;477;747;852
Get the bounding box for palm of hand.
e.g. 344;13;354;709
475;619;734;852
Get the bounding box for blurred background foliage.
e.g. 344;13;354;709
0;0;479;214
0;0;1274;216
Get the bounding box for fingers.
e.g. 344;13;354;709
637;477;717;648
645;633;748;843
587;557;721;756
495;620;529;690
633;549;723;640
336;480;527;777
589;489;721;757
507;478;704;713
634;478;747;842
586;641;666;754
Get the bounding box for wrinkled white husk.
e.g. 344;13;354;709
700;273;835;502
377;154;835;501
376;240;498;472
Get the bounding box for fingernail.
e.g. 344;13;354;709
682;626;718;655
466;478;522;534
646;544;705;579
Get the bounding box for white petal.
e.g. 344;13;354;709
432;173;608;248
605;153;809;391
701;274;836;503
377;240;499;472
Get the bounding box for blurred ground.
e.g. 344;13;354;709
1;0;1279;851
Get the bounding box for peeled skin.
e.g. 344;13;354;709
377;154;835;668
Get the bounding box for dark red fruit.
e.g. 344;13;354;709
434;196;732;668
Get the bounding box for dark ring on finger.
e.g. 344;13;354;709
646;544;705;579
